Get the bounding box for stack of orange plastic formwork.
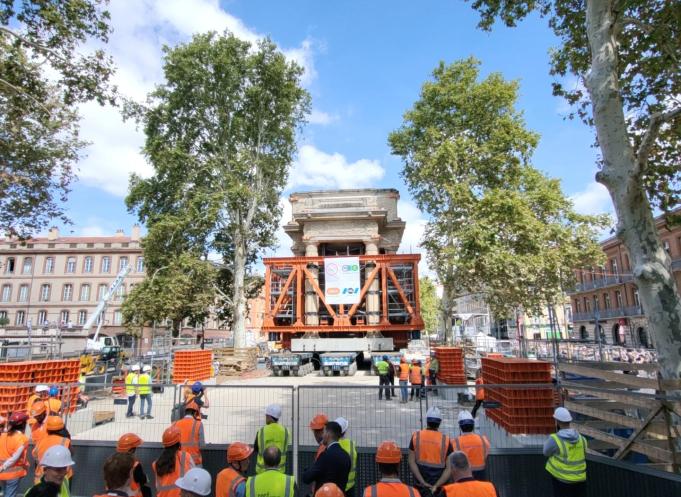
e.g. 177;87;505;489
0;359;80;416
434;347;466;384
172;350;212;383
481;357;555;434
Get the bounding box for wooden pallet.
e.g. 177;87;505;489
94;410;115;425
214;347;258;375
558;360;680;472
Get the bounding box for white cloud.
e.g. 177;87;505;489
570;181;613;215
288;145;385;190
75;0;319;197
79;225;107;237
309;109;339;125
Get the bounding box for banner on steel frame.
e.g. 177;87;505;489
324;257;361;305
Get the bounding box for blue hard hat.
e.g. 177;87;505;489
49;386;59;397
191;381;203;394
382;355;388;361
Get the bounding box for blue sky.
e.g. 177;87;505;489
56;1;612;266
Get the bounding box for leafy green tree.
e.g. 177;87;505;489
390;58;608;344
464;0;681;381
419;276;440;336
126;32;309;347
0;1;115;237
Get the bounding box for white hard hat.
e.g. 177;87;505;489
265;404;282;420
458;410;474;423
175;467;211;496
143;365;152;372
131;364;140;371
36;385;49;393
335;417;349;434
40;445;75;468
426;407;442;421
554;407;573;423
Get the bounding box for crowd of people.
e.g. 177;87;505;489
0;376;586;497
374;353;439;403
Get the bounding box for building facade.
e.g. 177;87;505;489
569;212;681;349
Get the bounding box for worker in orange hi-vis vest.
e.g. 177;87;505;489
173;402;205;467
0;412;30;497
152;426;195;497
441;452;498;497
216;442;252;497
33;417;72;484
116;433;150;497
363;441;421;497
398;357;410;403
28;401;48;447
93;452;137;497
26;386;49;413
409;360;423;401
471;371;485;419
450;412;490;481
410;407;452;497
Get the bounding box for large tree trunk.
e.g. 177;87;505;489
441;284;455;345
232;235;248;349
586;0;681;381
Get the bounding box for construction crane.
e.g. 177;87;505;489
80;265;131;375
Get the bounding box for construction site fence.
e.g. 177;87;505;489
517;338;658;363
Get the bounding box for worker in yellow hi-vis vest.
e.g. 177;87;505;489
543;407;587;497
254;405;290;474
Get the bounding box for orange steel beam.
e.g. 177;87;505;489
302;266;337;318
348;264;380;317
386;266;415;316
270;268;296;322
295;264;303;326
380;263;389;325
262;324;422;333
264;264;273;326
263;254;420;265
412;258;421;318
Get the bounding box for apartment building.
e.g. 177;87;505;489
569;211;681;349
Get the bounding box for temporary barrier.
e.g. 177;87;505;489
173;349;213;383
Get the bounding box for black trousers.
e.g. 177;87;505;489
471;399;483;418
551;478;586;497
379;374;391;399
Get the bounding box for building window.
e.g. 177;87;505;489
83;256;93;273
44;257;54;274
4;257;15;274
611;259;618;276
590;267;596;281
98;284;107;300
0;311;6;321
592;295;599;311
615;290;623;308
1;285;11;302
119;256;129;271
579;325;588;340
603;293;611;310
80;284;90;302
584;297;590;312
15;311;25;326
575;300;581;313
60;310;70;325
101;256;111;273
113;310;122;325
115;284;126;301
78;310;87;325
22;257;33;274
633;289;640;307
18;284;29;302
62;284;73;301
624;254;630;271
663;240;671;254
136;257;144;273
66;256;76;273
40;284;51;302
37;310;48;325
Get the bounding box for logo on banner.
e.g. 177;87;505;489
324;256;361;305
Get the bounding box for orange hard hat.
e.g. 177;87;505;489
30;401;47;417
315;483;344;497
376;440;401;463
45;416;64;431
117;433;143;452
227;442;254;462
162;426;182;447
309;413;328;430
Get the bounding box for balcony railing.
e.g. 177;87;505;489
672;257;681;271
572;305;644;322
572;274;634;293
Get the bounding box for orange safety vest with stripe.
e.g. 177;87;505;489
475;379;485;401
29;422;46;447
0;432;29;480
363;480;420;497
34;435;72;482
409;366;422;385
216;466;245;497
26;395;42;413
174;417;203;466
443;480;497;497
452;434;490;471
411;430;450;469
398;364;410;381
152;450;194;497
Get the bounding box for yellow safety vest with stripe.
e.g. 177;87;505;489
545;434;587;483
25;479;70;497
256;423;290;474
125;373;137;396
339;437;357;490
138;374;152;395
245;470;295;497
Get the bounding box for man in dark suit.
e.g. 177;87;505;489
303;421;351;495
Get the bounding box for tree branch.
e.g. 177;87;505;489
0;77;52;114
0;26;69;64
620;17;679;65
636;106;681;174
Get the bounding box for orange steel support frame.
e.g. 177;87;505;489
263;254;424;334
